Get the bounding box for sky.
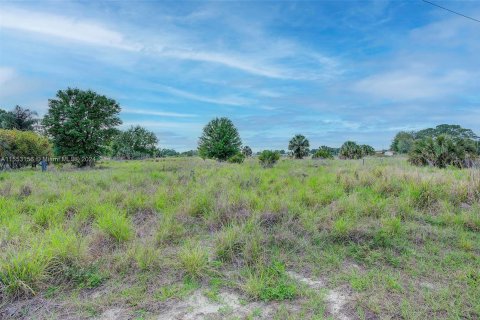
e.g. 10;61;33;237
1;0;479;151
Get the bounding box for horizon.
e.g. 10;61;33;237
1;1;479;152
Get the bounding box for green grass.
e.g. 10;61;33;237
0;157;479;319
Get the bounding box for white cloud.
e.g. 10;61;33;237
0;7;140;51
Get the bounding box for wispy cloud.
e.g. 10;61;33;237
122;108;198;118
156;85;254;107
0;7;140;51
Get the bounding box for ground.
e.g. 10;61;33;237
0;157;479;319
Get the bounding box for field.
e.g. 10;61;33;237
0;157;479;320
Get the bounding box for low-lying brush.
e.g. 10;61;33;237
0;157;478;319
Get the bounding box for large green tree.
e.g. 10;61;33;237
198;117;242;161
288;134;310;159
42;88;122;166
0;106;38;131
111;126;158;159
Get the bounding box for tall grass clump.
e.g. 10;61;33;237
178;241;210;279
95;210;133;242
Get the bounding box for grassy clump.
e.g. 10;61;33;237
178;241;210;279
242;260;298;301
95;209;133;242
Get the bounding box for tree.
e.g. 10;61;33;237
288;134;309;159
312;146;333;159
198;117;242;161
391;131;415;154
339;141;363;159
42;88;122;166
0;106;38;131
158;148;179;157
111;126;158;159
409;135;477;168
360;144;375;156
258;150;280;168
242;146;253;157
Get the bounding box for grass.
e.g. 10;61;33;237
0;157;479;319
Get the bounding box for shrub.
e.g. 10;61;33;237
360;144;375;156
198;117;242;161
227;153;245;164
258;150;280;168
408;135;477;168
312;147;333;159
288;134;310;159
0;129;52;158
339;141;363;159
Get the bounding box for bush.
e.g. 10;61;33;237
360;144;375;156
339;141;363;159
312;147;333;159
0;129;52;157
258;150;280;168
227;153;245;164
408;135;477;168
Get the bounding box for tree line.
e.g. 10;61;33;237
2;88;477;169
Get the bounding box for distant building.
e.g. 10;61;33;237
384;151;394;157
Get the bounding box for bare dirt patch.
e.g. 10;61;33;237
288;271;353;320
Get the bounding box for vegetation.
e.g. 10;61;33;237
227;153;245;164
0;158;478;319
391;124;479;154
288;134;309;159
258;150;280;168
391;131;415;154
0;106;39;131
198;117;242;161
312;146;333;159
42;88;122;166
409;135;477;168
339;141;363;159
111;126;158;159
0;129;52;157
242;146;253;157
360;144;375;156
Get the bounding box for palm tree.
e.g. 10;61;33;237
288;134;310;159
339;141;363;159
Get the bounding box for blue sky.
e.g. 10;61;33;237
1;0;479;151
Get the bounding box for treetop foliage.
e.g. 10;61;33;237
42;88;122;166
111;126;158;159
288;134;309;159
198;117;242;161
0;106;39;131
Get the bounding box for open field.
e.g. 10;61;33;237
0;157;479;319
